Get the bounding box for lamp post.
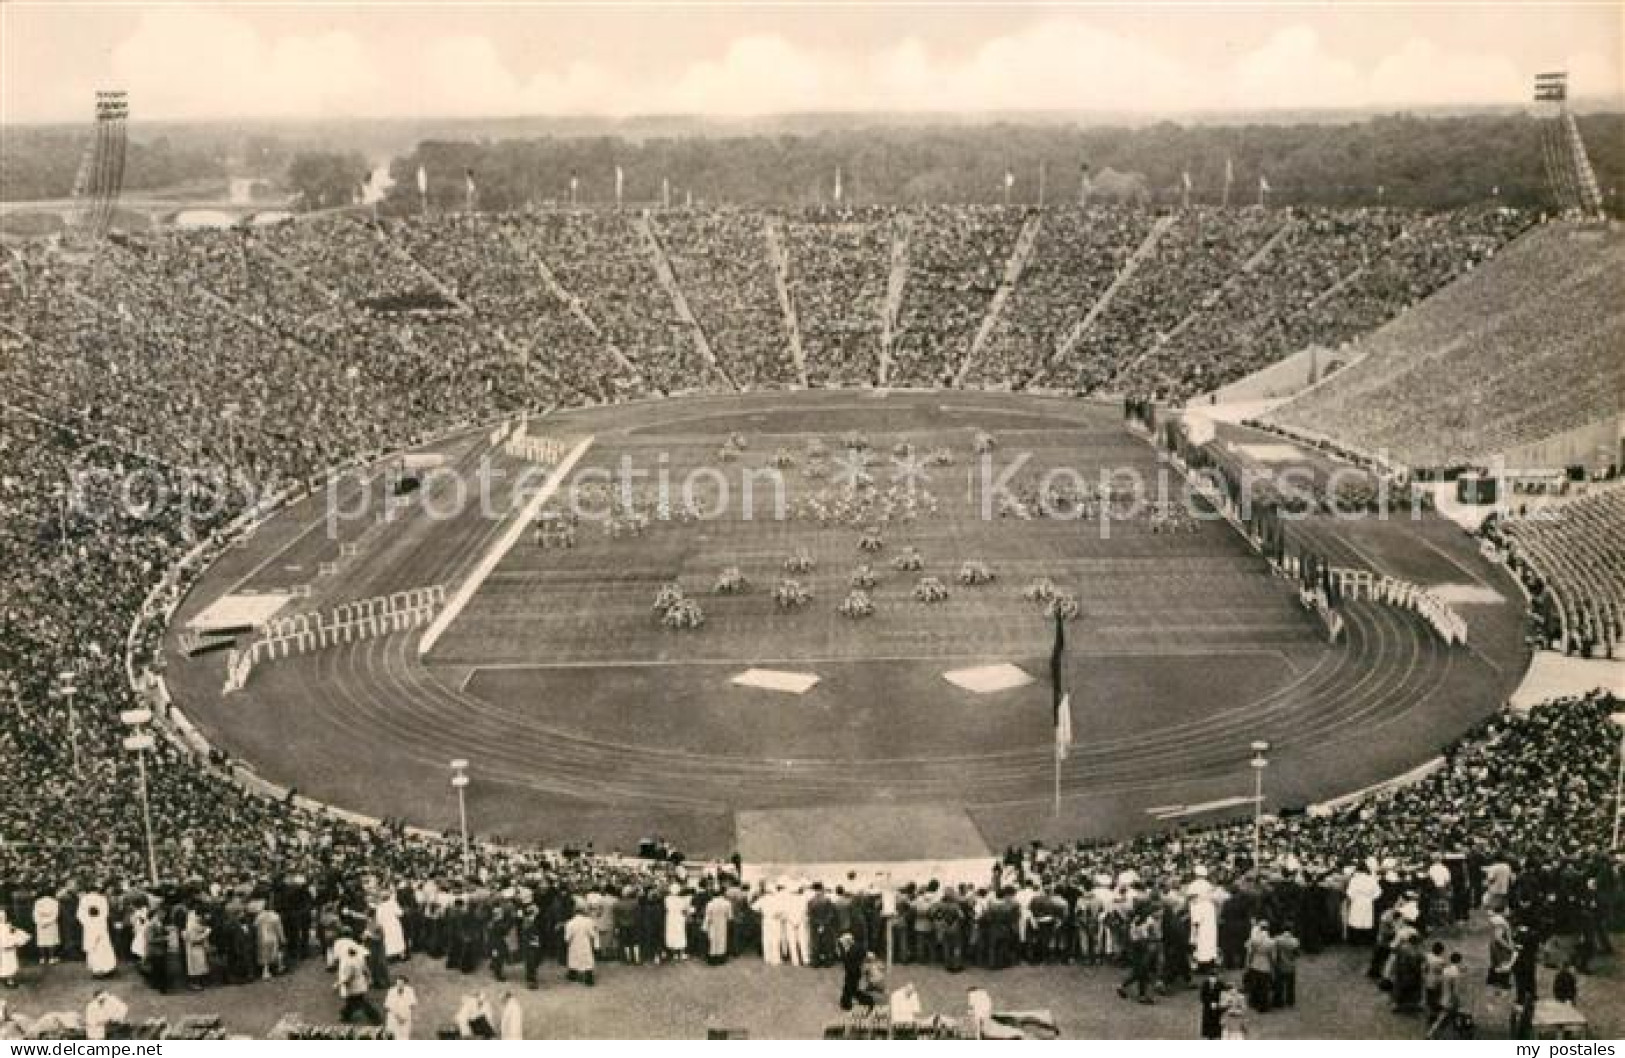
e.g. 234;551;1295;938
59;670;80;778
120;708;160;886
1250;740;1271;872
1610;714;1625;852
450;759;472;876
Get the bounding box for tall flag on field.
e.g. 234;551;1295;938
1181;169;1193;208
464;169;477;211
1080;163;1093;206
569;171;579;206
1223;157;1235;208
662;176;671;209
1003;170;1014;206
1051;611;1072;760
416;164;428;215
1258;173;1272;207
615;166;624;208
834;166;843;204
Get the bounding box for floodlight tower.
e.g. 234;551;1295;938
72;91;130;241
1534;73;1603;217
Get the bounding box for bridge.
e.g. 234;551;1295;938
0;194;299;231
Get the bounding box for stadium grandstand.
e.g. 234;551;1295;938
1486;484;1625;658
1261;221;1625;476
3;190;1620;1039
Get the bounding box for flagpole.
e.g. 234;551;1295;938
1054;748;1061;819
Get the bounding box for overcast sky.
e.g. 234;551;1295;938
2;2;1620;124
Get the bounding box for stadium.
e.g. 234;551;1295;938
1;9;1623;1043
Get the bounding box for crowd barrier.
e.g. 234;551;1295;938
222;585;446;693
502;419;568;465
1176;451;1468;646
1272;558;1468;646
1239;416;1413;481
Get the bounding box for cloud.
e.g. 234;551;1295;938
1367;38;1525;106
108;8;381;119
668;34;839;115
1228;27;1367;109
945;19;1203;113
22;7;1618;123
417;35;521;117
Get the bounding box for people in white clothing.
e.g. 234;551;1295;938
383;977;417;1040
84;991;128;1041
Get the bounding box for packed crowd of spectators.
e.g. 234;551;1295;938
1485;486;1625;658
1056;206;1281;394
508;212;703;397
654;211;798;389
2;232;518;486
780;207;896;386
1266;219;1621;471
970;206;1154;388
889;206;1025;387
1134;209;1400;399
6;205;1542;431
385;213;639;405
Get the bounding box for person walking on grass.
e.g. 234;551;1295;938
1243;920;1275;1012
1272;924;1300;1009
1425;953;1468;1039
564;903;596;986
335;947;381;1025
1199;969;1226;1040
384;976;417;1040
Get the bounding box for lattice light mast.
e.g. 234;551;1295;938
72;90;129;241
1534;72;1603;217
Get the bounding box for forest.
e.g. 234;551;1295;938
3;111;1620;214
382;113;1625;213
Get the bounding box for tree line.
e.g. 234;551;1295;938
4;111;1620;214
0;128;226;202
375;113;1622;214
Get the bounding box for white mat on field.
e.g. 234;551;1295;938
188;592;292;632
731;668;820;694
943;663;1033;694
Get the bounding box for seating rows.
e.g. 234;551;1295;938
1492;487;1625;656
1265;221;1623;470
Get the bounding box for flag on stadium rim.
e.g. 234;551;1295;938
615;165;624;204
1004;170;1015;189
1259;174;1272;192
1182;170;1193;191
1056;691;1073;761
834;166;843;203
416;165;427;195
